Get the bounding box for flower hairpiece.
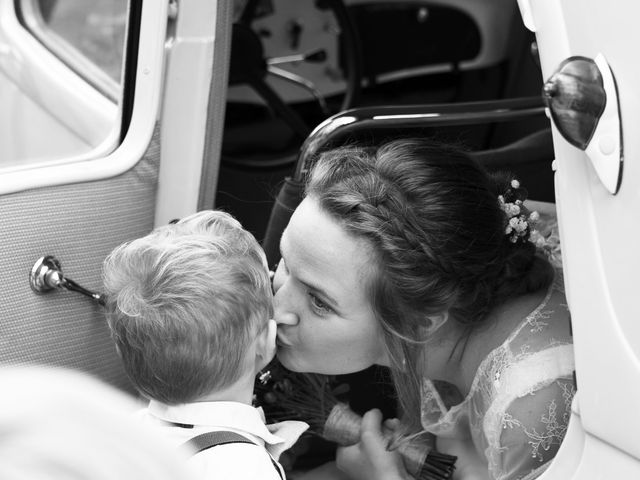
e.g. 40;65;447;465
498;179;539;244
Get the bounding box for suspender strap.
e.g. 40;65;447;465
184;430;284;480
187;430;254;454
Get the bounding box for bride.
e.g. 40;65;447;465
272;138;573;480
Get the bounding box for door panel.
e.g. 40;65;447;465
0;132;159;391
0;0;168;392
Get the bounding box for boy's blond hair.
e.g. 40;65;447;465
103;210;273;404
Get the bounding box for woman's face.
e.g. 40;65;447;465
273;197;389;374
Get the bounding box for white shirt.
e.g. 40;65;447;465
137;400;308;480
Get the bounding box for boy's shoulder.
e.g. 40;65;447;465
187;429;284;480
187;429;260;452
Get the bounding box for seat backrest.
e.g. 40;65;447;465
262;99;554;266
470;127;555;202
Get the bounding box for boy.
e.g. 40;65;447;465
103;210;307;480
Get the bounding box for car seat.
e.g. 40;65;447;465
262;95;554;267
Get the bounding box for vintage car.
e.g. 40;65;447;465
0;0;638;478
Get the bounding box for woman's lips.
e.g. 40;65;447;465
276;335;292;347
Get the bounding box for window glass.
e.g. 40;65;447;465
33;0;127;90
0;0;129;168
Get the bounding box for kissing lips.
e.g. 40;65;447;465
276;334;292;348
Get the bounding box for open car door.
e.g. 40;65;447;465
0;0;231;391
518;0;640;478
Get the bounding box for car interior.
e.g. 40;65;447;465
217;0;554;245
2;0;639;478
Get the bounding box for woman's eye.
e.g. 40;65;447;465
309;293;332;315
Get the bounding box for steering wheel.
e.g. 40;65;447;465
224;0;363;168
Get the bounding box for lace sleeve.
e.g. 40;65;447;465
492;377;575;480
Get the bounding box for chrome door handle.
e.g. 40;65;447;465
29;256;105;306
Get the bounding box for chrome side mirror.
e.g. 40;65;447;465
542;54;623;194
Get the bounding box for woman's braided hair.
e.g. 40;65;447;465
306;138;554;430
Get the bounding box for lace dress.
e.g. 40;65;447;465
420;273;575;480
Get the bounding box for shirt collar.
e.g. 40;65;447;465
147;400;308;459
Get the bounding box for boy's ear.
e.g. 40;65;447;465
255;319;277;371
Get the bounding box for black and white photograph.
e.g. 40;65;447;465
0;1;636;479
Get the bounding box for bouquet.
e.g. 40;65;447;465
255;362;456;480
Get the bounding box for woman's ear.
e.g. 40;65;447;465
255;319;277;372
425;311;448;336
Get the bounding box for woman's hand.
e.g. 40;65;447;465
335;409;412;480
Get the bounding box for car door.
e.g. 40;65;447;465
0;0;230;391
518;0;640;478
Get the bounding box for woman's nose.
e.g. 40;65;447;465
272;259;300;325
275;311;299;326
273;285;300;327
271;261;284;294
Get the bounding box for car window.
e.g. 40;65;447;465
0;0;129;168
23;0;127;97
